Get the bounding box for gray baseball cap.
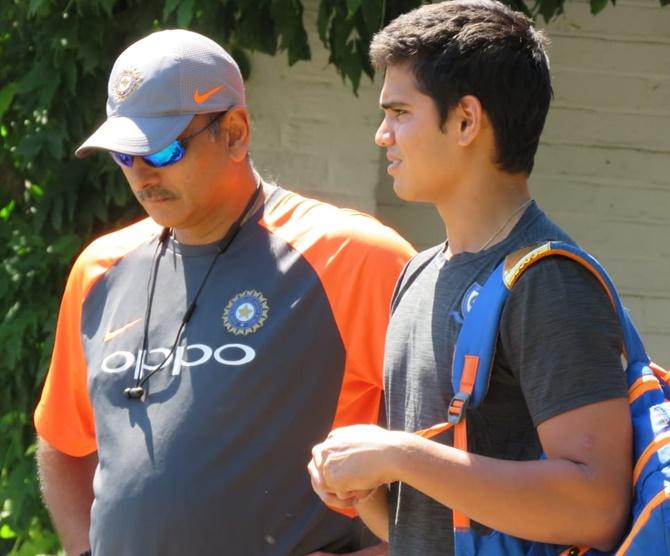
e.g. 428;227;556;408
75;29;245;158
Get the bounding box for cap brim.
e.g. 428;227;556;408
75;114;193;158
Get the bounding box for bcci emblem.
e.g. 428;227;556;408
461;282;482;317
450;282;483;324
111;67;142;102
223;290;269;336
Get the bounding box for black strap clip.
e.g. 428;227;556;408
447;391;470;425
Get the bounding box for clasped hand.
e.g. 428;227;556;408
308;424;404;508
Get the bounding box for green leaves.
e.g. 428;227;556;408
0;523;16;539
535;0;563;20
317;0;333;44
46;234;82;265
346;0;362;15
0;7;143;554
360;0;385;33
271;0;311;65
27;0;49;18
236;1;278;55
231;46;252;79
0;83;16;122
0;201;16;222
589;0;611;14
163;0;180;20
163;0;198;27
317;0;388;93
177;0;196;27
503;0;534;18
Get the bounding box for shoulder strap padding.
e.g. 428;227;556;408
450;241;648;417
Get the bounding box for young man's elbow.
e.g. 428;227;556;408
586;501;630;551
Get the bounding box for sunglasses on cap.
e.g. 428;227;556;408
110;112;227;169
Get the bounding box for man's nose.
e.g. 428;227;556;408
375;118;394;148
122;156;162;188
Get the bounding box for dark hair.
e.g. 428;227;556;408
370;0;552;175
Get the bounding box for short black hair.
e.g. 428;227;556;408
370;0;552;175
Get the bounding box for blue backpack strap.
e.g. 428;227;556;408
445;241;666;556
450;240;649;421
502;241;647;366
447;241;650;555
447;260;513;423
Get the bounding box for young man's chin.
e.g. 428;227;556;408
393;180;422;203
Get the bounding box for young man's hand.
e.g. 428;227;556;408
308;424;410;503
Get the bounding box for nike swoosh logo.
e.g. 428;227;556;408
103;318;142;343
193;84;225;104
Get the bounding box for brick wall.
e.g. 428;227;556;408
245;2;381;213
534;0;670;361
246;0;670;362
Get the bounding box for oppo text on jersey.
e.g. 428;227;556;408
101;343;256;376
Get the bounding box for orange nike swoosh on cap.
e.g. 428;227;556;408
193;84;225;104
103;318;142;343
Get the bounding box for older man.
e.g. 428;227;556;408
35;29;413;556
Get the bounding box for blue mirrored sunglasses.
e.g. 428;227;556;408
110;112;226;169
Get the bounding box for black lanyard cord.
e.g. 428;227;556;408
123;183;263;400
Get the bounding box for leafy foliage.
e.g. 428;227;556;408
0;0;666;554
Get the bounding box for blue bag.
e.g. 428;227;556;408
416;241;670;556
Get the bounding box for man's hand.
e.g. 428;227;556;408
308;425;408;503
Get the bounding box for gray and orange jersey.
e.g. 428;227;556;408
34;183;414;556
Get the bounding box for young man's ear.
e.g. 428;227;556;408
455;95;483;147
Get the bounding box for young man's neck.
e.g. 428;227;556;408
436;170;531;259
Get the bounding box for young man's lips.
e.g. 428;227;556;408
386;158;402;173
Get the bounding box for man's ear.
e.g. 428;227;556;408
454;95;483;147
221;107;251;162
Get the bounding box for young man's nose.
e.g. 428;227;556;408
375;119;394;147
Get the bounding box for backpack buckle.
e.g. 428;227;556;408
447;391;470;425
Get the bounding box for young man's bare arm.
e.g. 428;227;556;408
36;437;97;556
310;397;631;551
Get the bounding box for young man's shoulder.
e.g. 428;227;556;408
395;243;442;281
510;202;573;246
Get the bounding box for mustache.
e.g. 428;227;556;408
135;187;179;201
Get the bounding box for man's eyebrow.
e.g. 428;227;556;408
380;101;410;110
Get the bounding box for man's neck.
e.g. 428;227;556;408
174;166;259;245
436;170;531;259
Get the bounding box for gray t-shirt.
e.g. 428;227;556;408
384;203;627;555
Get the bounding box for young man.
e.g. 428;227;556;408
34;29;414;556
309;1;632;554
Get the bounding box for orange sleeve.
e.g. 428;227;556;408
321;223;415;432
34;218;160;456
261;192;414;516
261;192;414;427
261;193;415;416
